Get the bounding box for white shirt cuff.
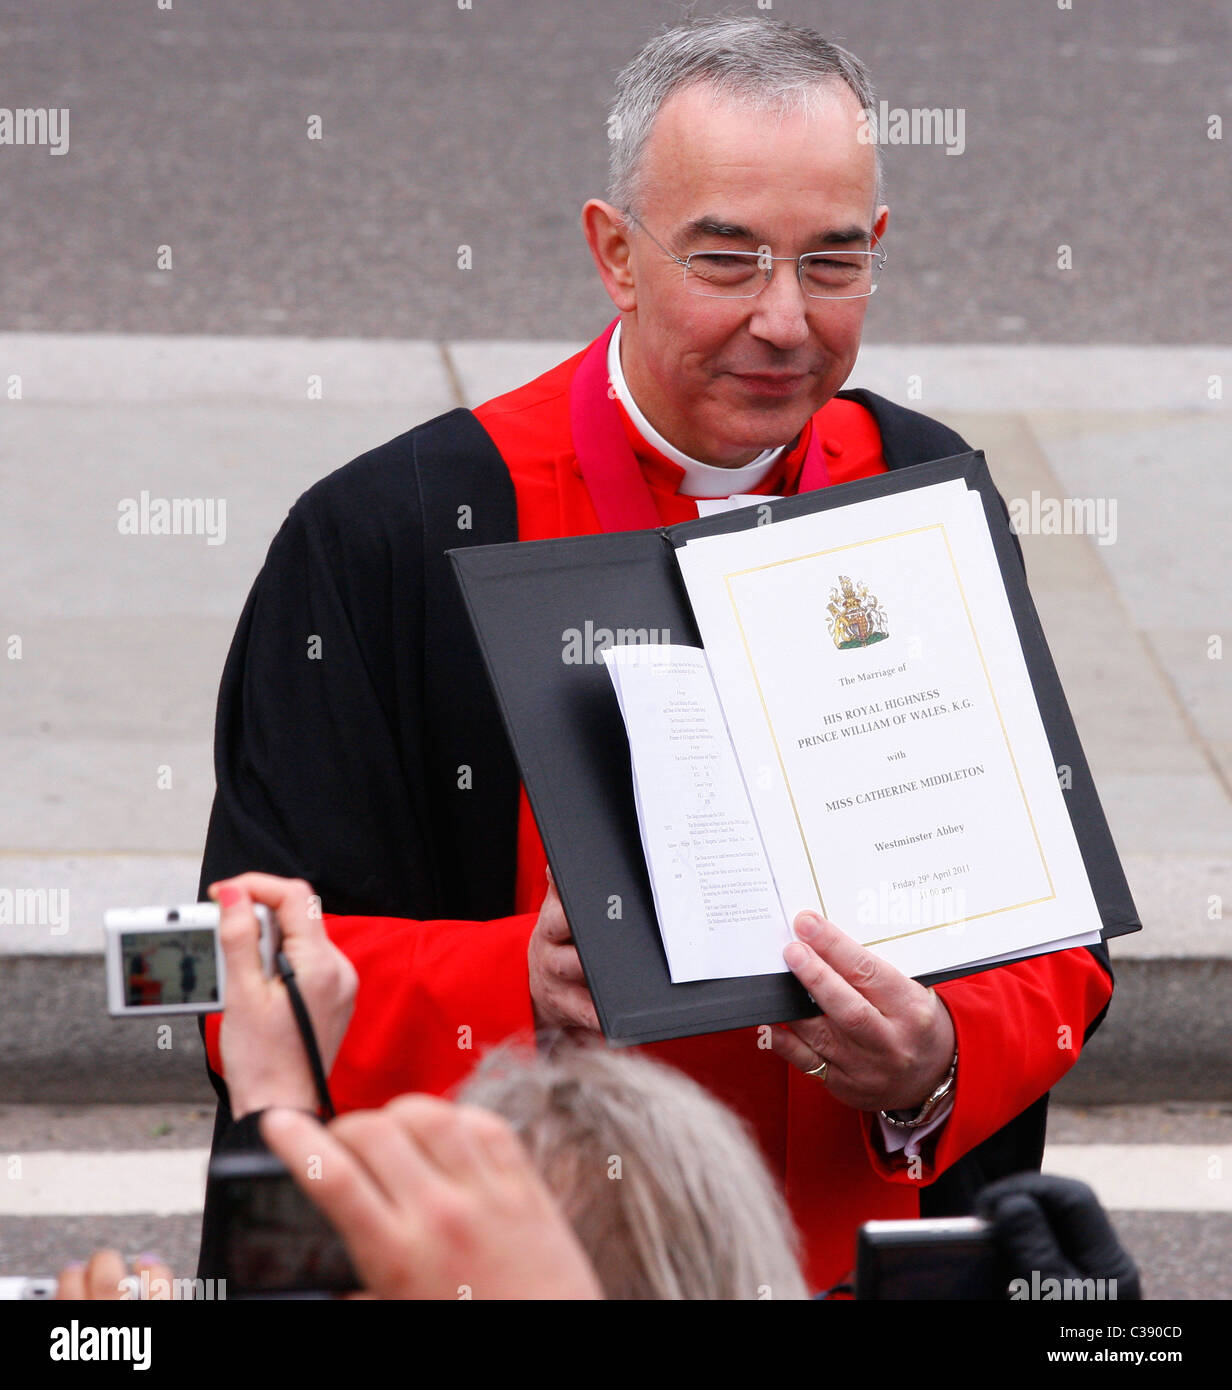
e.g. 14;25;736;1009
875;1088;956;1159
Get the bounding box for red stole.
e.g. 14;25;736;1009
569;318;831;533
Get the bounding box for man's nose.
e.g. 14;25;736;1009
745;259;811;351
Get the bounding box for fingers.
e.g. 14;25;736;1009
792;913;915;1015
136;1257;175;1299
210;873;324;951
768;1023;825;1074
382;1095;492;1182
210;873;320;922
382;1096;533;1197
980;1176;1144;1298
553;984;601;1032
55;1251;173;1300
980;1189;1070;1281
259;1108;398;1280
767;1024;855;1090
455;1105;531;1173
977;1173;1138;1286
55;1262;85;1300
783;936;888;1047
262;1100;526;1301
211;883;268;1006
535;877;574;945
214;873;356;1012
776;1009;840;1061
87;1248;130;1299
58;1249;127;1300
529;885;601;1033
267;1095;603;1301
544;941;587;986
779;928;953;1108
211;871;351;1018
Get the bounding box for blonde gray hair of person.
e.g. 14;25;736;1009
607;11;885;222
458;1042;810;1300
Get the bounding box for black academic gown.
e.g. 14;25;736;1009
194;393;1113;1274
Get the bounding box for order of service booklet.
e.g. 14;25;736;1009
450;450;1141;1047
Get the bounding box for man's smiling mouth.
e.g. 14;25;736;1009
731;371;810;396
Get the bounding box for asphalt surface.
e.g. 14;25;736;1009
3;0;1229;341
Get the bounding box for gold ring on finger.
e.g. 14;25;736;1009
804;1057;829;1082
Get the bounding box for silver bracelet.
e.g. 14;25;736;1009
880;1050;958;1130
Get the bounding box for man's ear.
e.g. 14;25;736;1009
580;199;637;313
872;204;889;246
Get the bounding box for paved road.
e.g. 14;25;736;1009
2;0;1229;341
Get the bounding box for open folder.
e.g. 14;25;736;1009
449;451;1140;1046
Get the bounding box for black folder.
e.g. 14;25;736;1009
449;451;1141;1046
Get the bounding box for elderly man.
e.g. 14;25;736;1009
198;16;1112;1291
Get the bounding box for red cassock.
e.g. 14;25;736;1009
206;335;1113;1293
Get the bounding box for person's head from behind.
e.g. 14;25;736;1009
582;13;888;470
457;1040;809;1299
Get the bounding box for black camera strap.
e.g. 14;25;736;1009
275;952;336;1120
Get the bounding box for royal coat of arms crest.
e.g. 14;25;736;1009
826;575;889;650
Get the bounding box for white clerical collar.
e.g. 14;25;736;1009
607;320;785;498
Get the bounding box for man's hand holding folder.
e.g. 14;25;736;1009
770;912;956;1112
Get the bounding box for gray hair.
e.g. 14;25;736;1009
457;1040;809;1301
608;12;883;220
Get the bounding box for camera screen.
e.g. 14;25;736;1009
120;929;219;1008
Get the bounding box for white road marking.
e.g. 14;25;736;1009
1043;1144;1232;1212
0;1151;209;1216
0;1144;1227;1215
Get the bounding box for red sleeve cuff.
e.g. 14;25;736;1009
205;910;539;1113
859;945;1112;1185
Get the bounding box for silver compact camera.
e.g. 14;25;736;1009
103;902;276;1016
